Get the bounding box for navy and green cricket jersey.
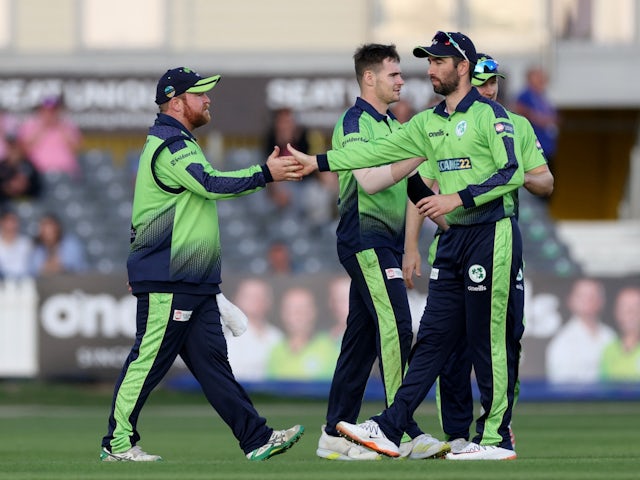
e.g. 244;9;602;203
318;88;524;226
511;112;547;172
333;97;409;261
127;113;273;295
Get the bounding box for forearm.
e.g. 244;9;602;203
405;201;424;252
321;127;421;172
354;158;423;194
392;158;424;183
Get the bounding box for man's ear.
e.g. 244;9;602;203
363;70;375;87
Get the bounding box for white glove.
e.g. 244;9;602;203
217;293;248;337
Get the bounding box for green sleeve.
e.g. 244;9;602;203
154;142;266;199
512;113;548;172
326;117;428;171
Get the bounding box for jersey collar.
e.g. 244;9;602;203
154;113;197;140
433;87;482;117
355;97;396;122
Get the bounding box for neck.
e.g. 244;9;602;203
361;94;389;116
445;84;472;114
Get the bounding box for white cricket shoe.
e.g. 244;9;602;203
400;433;450;459
316;426;381;461
246;425;305;461
336;420;399;458
446;442;516;460
448;438;470;454
100;445;162;462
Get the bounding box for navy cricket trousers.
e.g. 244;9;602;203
325;247;421;439
101;292;272;454
374;217;524;448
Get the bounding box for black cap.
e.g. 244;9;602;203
413;31;477;63
155;67;221;105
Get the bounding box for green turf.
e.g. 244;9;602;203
0;382;639;479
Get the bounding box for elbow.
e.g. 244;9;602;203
542;176;555;197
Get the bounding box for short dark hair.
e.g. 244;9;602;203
353;44;400;81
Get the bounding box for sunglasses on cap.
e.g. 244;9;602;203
434;31;469;61
474;58;500;75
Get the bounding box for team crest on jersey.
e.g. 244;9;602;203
468;264;486;283
455;120;467;137
494;122;514;134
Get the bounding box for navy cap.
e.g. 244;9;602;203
155;67;221;105
413;31;477;63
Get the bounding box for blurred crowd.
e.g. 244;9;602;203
0;96;87;280
0;64;566;281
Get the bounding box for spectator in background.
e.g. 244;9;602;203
301;170;339;232
263;107;310;159
225;277;283;382
391;98;415;123
0;133;42;203
266;239;297;275
600;286;640;382
29;212;88;276
17;95;83;178
546;277;615;383
261;107;310;213
513;66;559;172
0;207;34;279
326;275;350;343
266;286;337;381
0;109;19;160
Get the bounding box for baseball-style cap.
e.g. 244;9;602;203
413;31;477;63
155;67;221;105
472;53;506;86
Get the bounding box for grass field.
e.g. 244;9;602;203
1;382;639;480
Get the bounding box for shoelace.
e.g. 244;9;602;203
361;421;381;436
269;430;287;444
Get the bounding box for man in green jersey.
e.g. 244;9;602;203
288;31;524;460
403;53;554;455
100;67;304;462
315;43;448;461
600;286;640;381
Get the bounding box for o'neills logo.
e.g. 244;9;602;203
467;285;487;291
428;129;445;137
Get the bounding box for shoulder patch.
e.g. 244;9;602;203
494;122;514;135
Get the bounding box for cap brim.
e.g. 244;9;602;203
413;46;430;58
413;45;461;59
186;74;221;93
471;73;506;86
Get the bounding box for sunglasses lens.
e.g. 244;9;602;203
475;59;499;74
